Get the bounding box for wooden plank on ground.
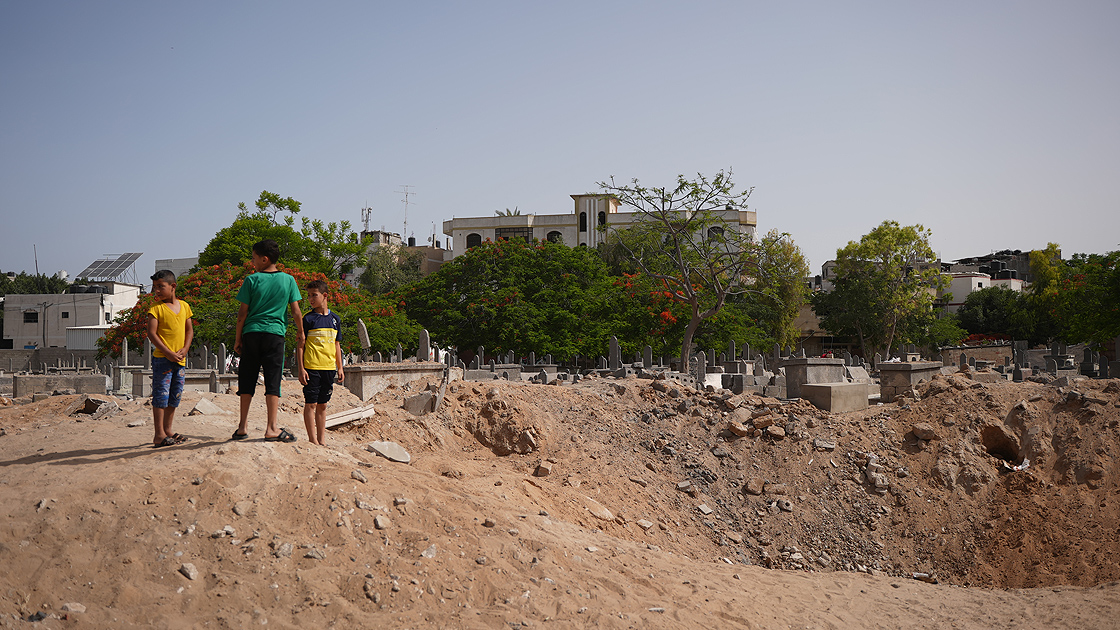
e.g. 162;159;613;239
325;404;378;429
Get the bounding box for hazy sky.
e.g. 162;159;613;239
2;1;1117;283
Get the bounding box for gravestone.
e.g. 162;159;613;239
1045;357;1057;372
375;351;383;363
873;353;881;368
396;343;403;363
419;329;430;362
959;353;967;368
609;336;621;370
489;359;496;372
219;343;227;374
643;345;653;370
477;346;485;365
599;356;607;370
528;351;536;366
144;340;152;370
1099;361;1109;379
728;340;736;363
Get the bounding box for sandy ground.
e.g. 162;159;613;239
0;371;1118;628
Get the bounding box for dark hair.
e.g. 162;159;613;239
252;239;281;264
150;270;176;284
306;279;328;294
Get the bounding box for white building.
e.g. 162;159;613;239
941;272;1024;313
154;257;199;284
3;281;141;349
442;194;758;259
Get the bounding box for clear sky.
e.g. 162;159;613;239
2;1;1117;282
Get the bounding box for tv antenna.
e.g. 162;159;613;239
396;185;416;238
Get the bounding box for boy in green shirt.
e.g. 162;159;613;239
232;239;304;442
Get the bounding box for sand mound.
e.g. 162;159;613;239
0;374;1118;627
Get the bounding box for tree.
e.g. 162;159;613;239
198;191;365;278
401;239;623;361
1052;250;1120;345
754;230;811;346
0;271;70;296
359;246;426;295
956;286;1046;344
598;170;777;364
813;220;945;360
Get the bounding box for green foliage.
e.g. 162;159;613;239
814;220;945;359
1052;250;1120;345
754;230;810;346
359;247;425;295
0;271;71;296
401;239;622;360
599;170;769;362
956;286;1048;345
197;191;365;278
97;262;417;360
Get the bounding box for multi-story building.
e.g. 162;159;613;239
2;281;141;349
442;193;758;259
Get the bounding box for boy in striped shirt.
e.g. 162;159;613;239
296;280;343;446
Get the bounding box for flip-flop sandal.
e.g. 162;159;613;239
265;428;297;443
231;431;249;440
172;434;189;444
153;436;177;448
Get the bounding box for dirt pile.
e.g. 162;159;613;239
0;372;1118;628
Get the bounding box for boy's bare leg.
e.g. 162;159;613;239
303;403;318;444
237;394;252;436
264;395;280;438
315;403;327;445
163;406;178;441
153;407;167;445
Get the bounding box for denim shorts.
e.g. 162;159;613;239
151;356;186;409
303;369;336;404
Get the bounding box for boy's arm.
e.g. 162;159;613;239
178;316;194;363
234;303;248;354
290;301;304;345
147;314;177;358
296;323;308;385
335;340;344;383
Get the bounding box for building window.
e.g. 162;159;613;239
546;231;563;244
61;311;69;319
579;212;587;232
465;233;482;249
707;226;724;240
495;227;532;242
597;211;606;226
23;311;38;323
105;312;111;323
977;282;983;288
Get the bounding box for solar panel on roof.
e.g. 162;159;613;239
77;253;143;280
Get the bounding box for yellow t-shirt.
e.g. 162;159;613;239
148;300;193;366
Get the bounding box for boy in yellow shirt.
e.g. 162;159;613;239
147;270;193;447
296;280;343;445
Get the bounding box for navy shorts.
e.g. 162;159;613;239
238;332;286;397
303;369;336;404
151;357;185;408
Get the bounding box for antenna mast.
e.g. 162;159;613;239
396;185;416;239
360;204;372;233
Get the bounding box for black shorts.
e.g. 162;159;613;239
303;369;336;404
238;332;286;397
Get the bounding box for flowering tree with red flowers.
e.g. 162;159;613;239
97;262;418;361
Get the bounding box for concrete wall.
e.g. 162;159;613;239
878;362;942;402
938;344;1012;367
782;357;845;399
344;363;458;401
13;373;110;397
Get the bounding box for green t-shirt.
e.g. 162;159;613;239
236;271;301;337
